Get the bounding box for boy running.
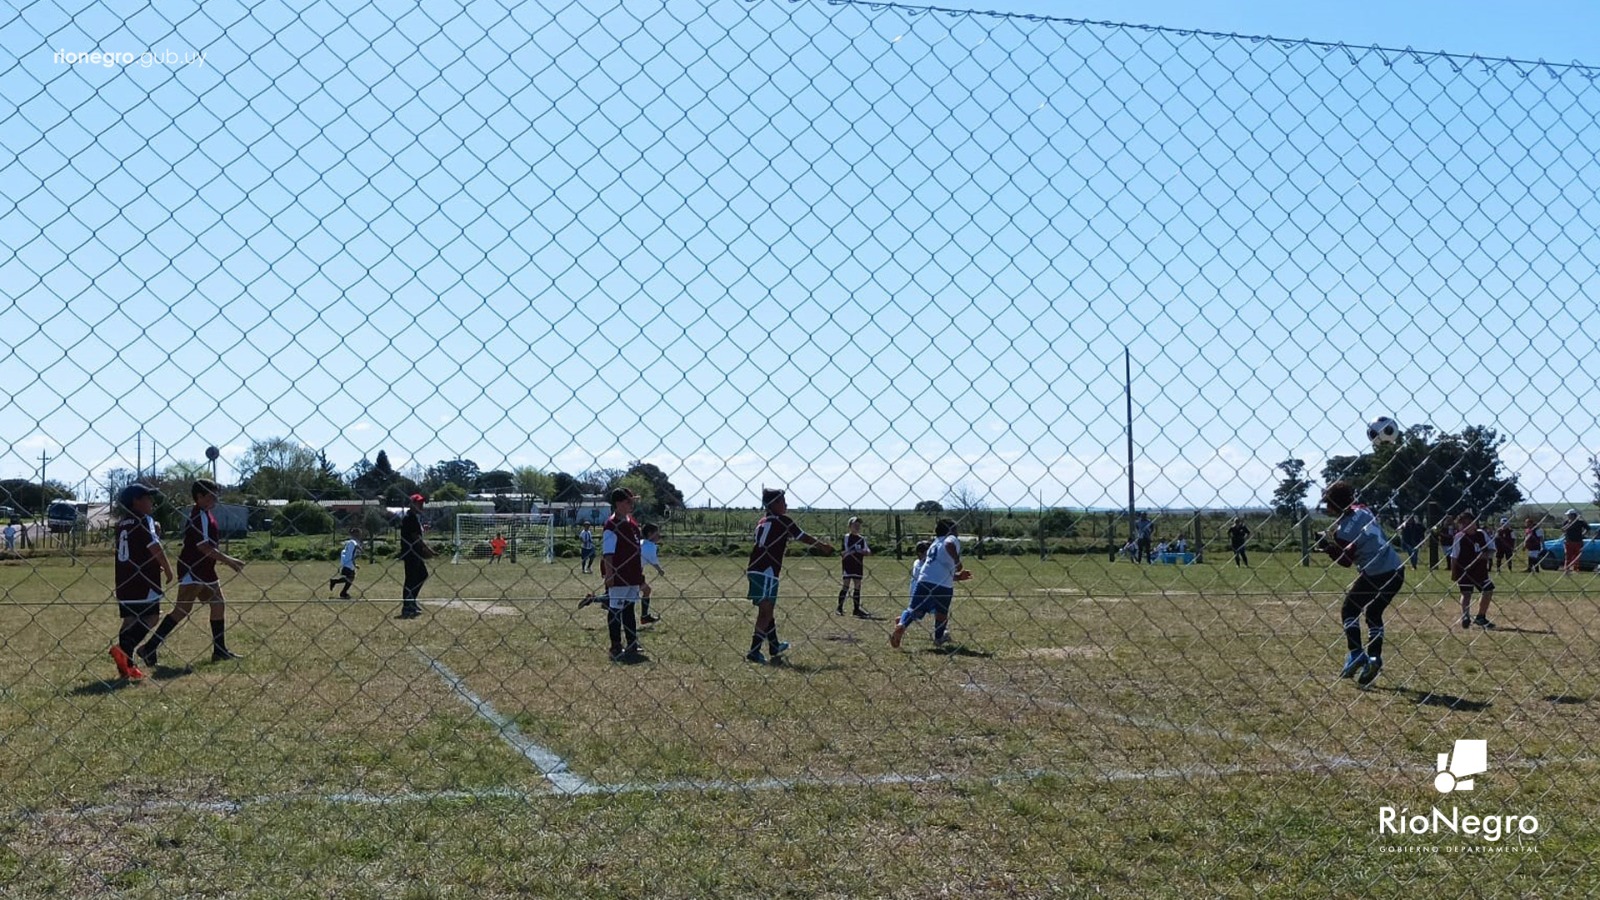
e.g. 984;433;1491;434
745;488;832;664
1319;481;1405;688
329;528;360;598
1450;512;1496;630
640;523;664;625
489;532;507;564
890;519;973;650
837;516;873;618
602;488;645;659
139;479;245;666
110;483;174;680
579;522;596;574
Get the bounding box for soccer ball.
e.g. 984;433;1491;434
1366;416;1401;445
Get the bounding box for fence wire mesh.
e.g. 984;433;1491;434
4;0;1600;895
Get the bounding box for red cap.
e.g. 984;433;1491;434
410;493;426;504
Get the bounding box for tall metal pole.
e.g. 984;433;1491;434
1125;347;1135;530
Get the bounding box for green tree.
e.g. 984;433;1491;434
514;467;555;499
431;482;469;503
0;479;74;515
425;459;480;493
475;470;516;494
913;500;943;514
1321;425;1522;521
239;438;320;500
624;461;686;516
272;500;335;536
1272;459;1312;520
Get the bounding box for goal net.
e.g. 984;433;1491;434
452;513;555;564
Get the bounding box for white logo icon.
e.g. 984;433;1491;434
1434;739;1487;793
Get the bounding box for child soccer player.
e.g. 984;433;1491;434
1524;516;1546;572
1319;481;1405;688
1451;512;1496;630
489;532;507;564
837;516;873;618
891;519;973;649
1493;518;1515;573
139;478;247;666
745;488;832;664
601;488;645;659
579;522;596;574
329;528;360;599
640;523;664;625
110;483;174;680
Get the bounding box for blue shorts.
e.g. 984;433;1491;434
905;581;953;621
747;572;779;605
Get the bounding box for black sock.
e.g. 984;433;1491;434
767;625;780;653
750;631;764;653
622;605;638;646
145;615;182;651
852;589;862;609
119;620;151;656
210;619;226;651
607;609;623;651
641;596;651;617
837;588;847;609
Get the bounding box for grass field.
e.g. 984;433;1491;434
2;548;1598;897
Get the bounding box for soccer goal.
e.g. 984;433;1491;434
452;513;555;564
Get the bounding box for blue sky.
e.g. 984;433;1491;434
3;0;1599;510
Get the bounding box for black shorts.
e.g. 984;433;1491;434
340;566;356;580
1456;575;1495;594
118;596;161;619
841;566;864;580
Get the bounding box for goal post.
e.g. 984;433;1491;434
452;513;555;564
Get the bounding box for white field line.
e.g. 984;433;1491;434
964;680;1364;768
415;651;594;796
22;756;1596;821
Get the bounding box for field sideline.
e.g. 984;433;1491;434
2;551;1597;897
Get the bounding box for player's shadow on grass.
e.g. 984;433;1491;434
768;659;843;674
920;645;994;659
66;679;136;696
1380;687;1492;713
1543;694;1589;705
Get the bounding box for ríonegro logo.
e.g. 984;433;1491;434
1377;740;1541;849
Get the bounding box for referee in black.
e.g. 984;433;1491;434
398;493;434;619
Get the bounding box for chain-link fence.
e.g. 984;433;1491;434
4;0;1600;895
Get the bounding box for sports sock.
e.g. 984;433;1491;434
607;609;623;651
210;619;227;652
119;620;151;656
837;587;847;610
622;604;638;646
641;595;651;618
1366;627;1384;660
145;614;182;652
767;625;781;654
1343;618;1362;654
750;631;764;653
852;588;862;608
933;616;948;643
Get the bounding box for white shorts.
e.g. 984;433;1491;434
607;585;642;610
178;574;220;587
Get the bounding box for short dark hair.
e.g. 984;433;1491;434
914;540;932;555
643;523;660;538
609;487;635;506
1323;480;1355;511
934;518;957;537
762;488;785;511
191;478;221;500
